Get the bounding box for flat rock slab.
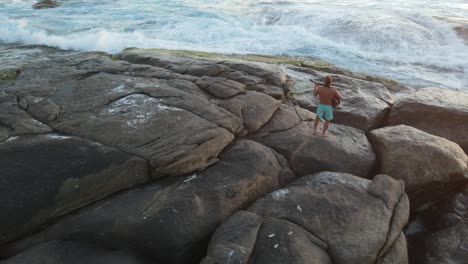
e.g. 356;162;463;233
369;125;468;209
202;172;409;264
289;68;394;131
388;87;468;154
0;134;148;244
251;105;375;178
0;241;154;264
4;51;288;177
0;140;292;264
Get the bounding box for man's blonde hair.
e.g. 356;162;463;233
324;76;333;87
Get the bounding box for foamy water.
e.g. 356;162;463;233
1;0;467;90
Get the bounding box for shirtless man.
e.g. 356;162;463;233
312;76;342;137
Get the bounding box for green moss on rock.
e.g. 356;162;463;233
0;68;19;80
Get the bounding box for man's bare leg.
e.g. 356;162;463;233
322;120;330;137
313;117;320;135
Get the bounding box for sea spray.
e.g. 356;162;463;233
1;0;467;89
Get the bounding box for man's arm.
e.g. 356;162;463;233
334;89;342;100
314;84;320;96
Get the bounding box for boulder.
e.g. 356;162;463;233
406;185;468;264
33;0;57;9
220;91;281;133
251;104;376;178
289;68;394;131
0;134;148;244
0;241;154;264
201;211;264;264
202;172;409;264
0;94;51;142
0;140;293;264
387;87;468;154
368;125;468;209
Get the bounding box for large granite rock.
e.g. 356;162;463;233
0;134;148;244
406;184;468;264
0;241;154;264
4;51;288;178
369;125;468;210
0;140;293;264
290;68;395;131
250;104;376;178
202;172;409;264
388;87;468;154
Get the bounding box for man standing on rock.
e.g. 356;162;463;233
312;76;342;137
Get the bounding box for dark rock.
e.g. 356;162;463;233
0;134;148;244
368;125;468;210
0;94;51;142
0;241;154;264
290;68;395;131
202;172;409;264
388;87;468;154
0;140;292;264
407;185;468;264
117;49;293;98
33;0;57;9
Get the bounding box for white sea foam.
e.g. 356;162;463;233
1;0;467;89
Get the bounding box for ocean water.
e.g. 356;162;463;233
1;0;467;90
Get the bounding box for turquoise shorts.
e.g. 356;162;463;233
316;104;333;121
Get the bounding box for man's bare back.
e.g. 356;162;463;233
314;86;342;105
312;76;343;137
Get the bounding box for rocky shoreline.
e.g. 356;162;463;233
0;48;467;264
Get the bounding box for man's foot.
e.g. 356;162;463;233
321;133;328;138
314;131;320;136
